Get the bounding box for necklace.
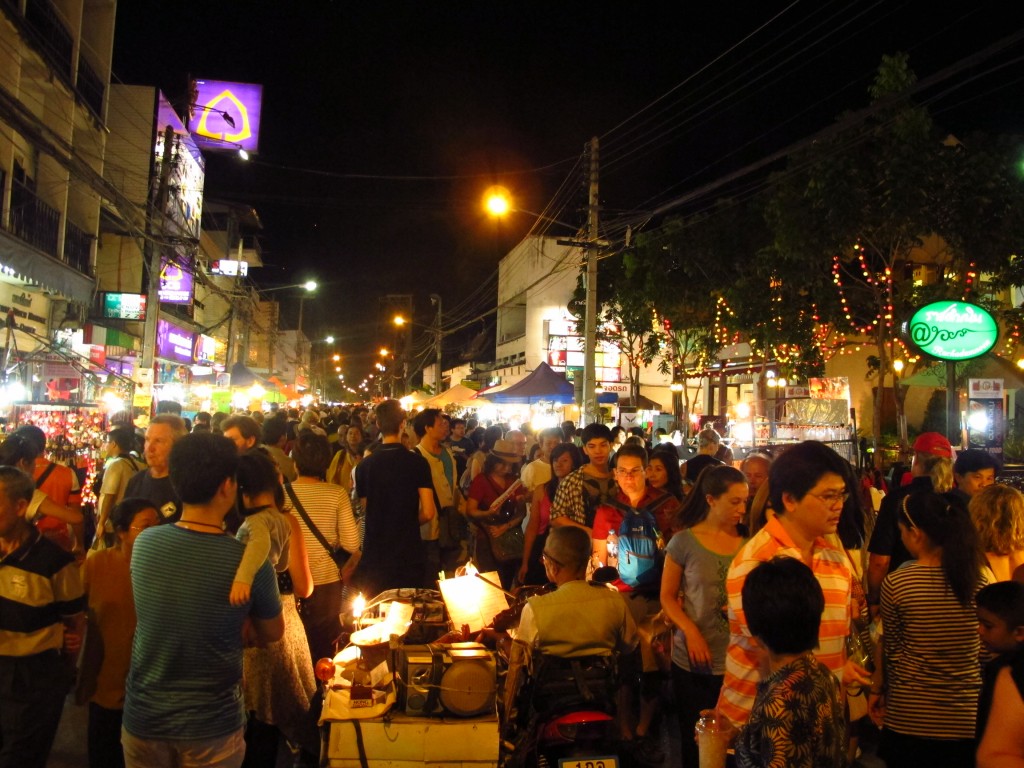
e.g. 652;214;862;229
177;519;225;533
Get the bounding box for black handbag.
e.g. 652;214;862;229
284;482;351;568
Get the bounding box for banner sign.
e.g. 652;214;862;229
159;257;193;304
905;301;998;361
191;79;263;154
102;292;147;320
156;319;194;364
193;333;227;367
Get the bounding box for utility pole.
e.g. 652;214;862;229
431;293;442;393
581;136;599;426
140;125;176;372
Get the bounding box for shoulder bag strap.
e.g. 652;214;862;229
284;481;335;557
35;461;58;489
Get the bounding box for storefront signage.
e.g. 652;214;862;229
102;292;147;320
159;257;193;305
193;333;226;367
155;92;204;240
156;319;194;364
905;301;998;361
210;259;248;277
191;79;263;154
968;379;1005;452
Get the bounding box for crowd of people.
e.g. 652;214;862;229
2;401;1024;768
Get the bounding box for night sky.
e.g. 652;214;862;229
111;1;1024;375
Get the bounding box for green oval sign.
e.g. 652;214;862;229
906;301;998;361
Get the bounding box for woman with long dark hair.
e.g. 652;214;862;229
869;491;988;768
660;464;748;768
518;442;583;585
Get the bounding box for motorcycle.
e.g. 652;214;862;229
496;574;623;768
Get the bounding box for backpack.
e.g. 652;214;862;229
605;495;672;591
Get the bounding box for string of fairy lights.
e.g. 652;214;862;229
700;243;1024;379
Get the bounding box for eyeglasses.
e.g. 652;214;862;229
806;489;849;506
615;468;646;479
541;552;562;568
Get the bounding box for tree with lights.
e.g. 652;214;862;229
765;53;1024;457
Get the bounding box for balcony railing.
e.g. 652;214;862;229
76;56;104;119
9;178;59;258
24;0;73;81
63;217;92;276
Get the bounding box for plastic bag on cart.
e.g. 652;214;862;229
319;651;399;724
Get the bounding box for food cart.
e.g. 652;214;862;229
318;580;507;767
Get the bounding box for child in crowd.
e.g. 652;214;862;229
734;556;846;768
976;581;1024;736
230;451;294;605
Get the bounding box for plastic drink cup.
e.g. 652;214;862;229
695;709;728;768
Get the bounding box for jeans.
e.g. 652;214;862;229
121;726;245;768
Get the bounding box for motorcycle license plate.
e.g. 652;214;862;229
558;758;618;768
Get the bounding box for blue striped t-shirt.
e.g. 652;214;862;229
123;525;281;740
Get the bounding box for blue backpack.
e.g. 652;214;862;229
606;494;672;592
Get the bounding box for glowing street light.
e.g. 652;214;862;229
484;186;511;216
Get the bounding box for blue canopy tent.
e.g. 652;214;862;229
485;362;619;405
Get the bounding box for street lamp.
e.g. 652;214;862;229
483;156;600;425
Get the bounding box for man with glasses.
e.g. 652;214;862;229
717;440;872;728
590;443;678;764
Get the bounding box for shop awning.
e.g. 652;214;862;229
0;231;95;304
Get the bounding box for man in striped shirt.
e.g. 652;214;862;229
0;465;85;768
718;441;871;728
122;433;283;768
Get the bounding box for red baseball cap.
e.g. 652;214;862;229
912;432;953;458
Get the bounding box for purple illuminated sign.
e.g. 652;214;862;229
159;256;193;304
156;319;195;364
191;79;263;154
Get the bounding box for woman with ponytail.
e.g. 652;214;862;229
868;490;988;768
661;464;748;768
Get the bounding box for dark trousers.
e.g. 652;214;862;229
672;664;724;768
298;580;344;664
879;728;976;768
88;702;125;768
0;650;72;768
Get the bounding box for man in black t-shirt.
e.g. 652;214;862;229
354;400;436;595
866;431;951;612
124;415;186;522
